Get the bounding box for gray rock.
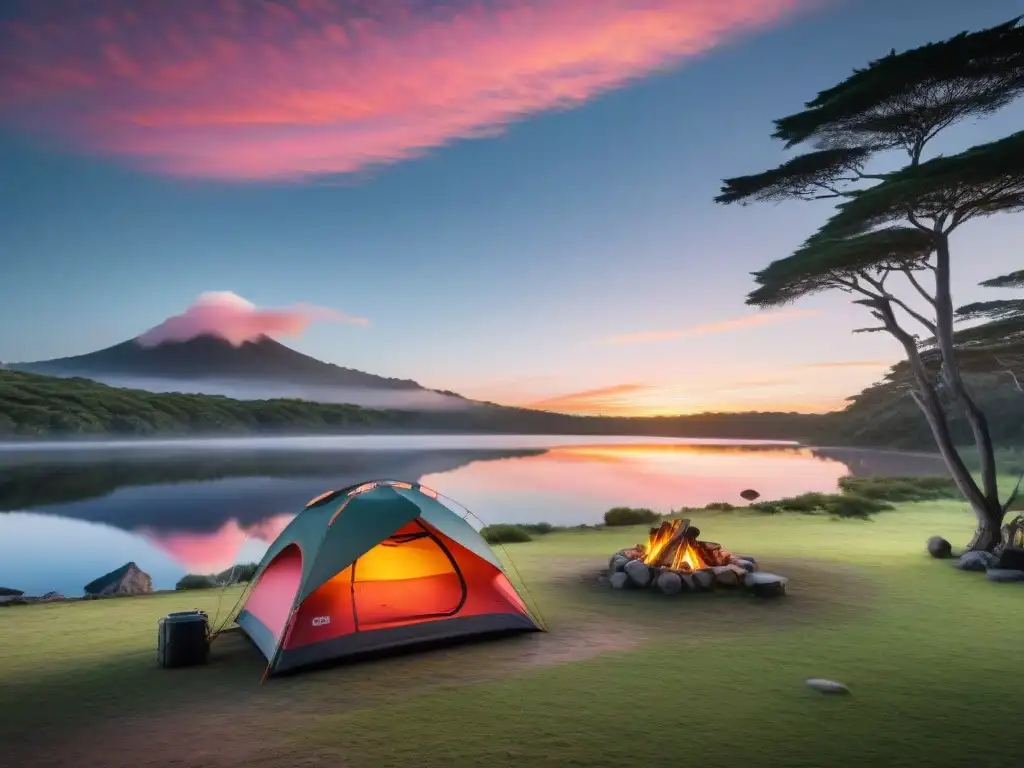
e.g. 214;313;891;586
805;678;850;695
926;536;953;559
679;573;696;592
744;571;788;597
656;571;683;595
711;565;741;588
985;568;1024;583
734;558;757;573
608;555;629;574
995;546;1024;571
40;591;64;602
691;569;715;591
624;559;652;588
954;551;997;572
0;587;24;597
609;572;629;590
734;555;757;567
84;562;153;596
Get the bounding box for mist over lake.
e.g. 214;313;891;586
0;435;948;597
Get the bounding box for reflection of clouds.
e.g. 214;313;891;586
137;513;293;573
0;0;808;180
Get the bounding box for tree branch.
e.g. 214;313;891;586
857;271;938;334
901;267;937;306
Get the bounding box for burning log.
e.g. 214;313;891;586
606;518;786;597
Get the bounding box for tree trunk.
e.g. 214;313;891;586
874;296;1003;550
966;503;1004;552
933;236;1000;508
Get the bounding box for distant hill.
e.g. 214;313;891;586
12;334;422;389
9;334;469;410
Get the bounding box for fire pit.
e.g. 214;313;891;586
607;518;787;597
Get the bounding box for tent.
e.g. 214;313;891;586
235;480;543;674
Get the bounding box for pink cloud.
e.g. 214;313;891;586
0;0;810;180
136;290;368;347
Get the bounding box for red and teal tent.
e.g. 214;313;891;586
235;480;543;674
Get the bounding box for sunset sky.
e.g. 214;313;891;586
1;0;1020;416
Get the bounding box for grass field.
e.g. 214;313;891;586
2;500;1022;768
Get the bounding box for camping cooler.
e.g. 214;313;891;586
157;610;210;668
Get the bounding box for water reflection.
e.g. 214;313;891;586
0;440;946;596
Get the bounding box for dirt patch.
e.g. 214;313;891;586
4;618;641;768
5;556;875;768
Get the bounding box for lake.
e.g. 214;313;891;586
0;435;948;596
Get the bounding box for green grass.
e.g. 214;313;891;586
2;499;1022;767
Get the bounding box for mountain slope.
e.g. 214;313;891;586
12;334;425;391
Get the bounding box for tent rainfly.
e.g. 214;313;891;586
235;480;543;674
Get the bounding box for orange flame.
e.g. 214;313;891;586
641;519;709;572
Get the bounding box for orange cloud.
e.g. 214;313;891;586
528;383;650;414
525;380;843;416
601;309;818;345
0;0;810;180
802;360;891;369
136;290;368;347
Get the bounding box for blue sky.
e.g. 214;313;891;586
1;0;1021;414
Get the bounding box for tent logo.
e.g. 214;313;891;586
311;616;331;627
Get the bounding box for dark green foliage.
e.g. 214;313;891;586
838;475;960;502
822;494;893;519
520;522;560;535
216;563;258;584
479;524;533;544
0;370;401;438
704;502;736;511
175;574;217;591
603;507;660;526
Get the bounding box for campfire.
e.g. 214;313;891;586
606;518;787;597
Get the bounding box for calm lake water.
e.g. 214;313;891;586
0;435;948;596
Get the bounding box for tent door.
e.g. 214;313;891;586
351;520;468;630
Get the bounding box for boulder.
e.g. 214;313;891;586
953;551;997;572
744;571;788;597
656;571;683;595
678;573;696;592
732;558;757;573
733;555;758;567
83;562;153;597
711;565;741;588
995;546;1024;571
985;568;1024;583
926;536;953;559
691;569;715;591
0;587;24;597
608;555;629;574
624;559;652;588
609;572;629;590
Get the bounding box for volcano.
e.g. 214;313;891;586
11;334;469;408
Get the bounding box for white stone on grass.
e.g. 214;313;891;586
805;678;850;695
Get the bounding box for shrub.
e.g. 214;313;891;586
823;494;894;519
704;501;736;511
838;475;960;503
216;562;258;584
480;524;533;544
603;507;660;526
521;522;558;535
175;574;217;591
776;492;831;513
749;501;783;514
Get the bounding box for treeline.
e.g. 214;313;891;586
1;368;1022;450
828;372;1024;450
0;370;403;438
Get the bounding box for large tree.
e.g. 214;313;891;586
714;18;1024;550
